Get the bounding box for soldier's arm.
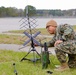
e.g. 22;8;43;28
46;35;56;47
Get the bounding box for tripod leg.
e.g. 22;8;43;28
33;51;36;63
30;50;40;63
20;47;41;63
20;49;32;62
35;50;41;57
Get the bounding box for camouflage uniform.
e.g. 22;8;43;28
47;24;76;68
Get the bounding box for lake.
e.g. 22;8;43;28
0;17;76;32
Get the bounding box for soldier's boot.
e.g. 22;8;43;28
54;63;69;71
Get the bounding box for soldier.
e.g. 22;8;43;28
46;20;76;71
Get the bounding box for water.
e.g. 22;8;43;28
0;17;76;32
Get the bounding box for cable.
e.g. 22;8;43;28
13;63;18;75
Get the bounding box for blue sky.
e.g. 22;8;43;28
0;0;76;10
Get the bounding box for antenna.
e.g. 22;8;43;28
19;5;41;63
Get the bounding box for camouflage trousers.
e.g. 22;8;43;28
55;41;76;68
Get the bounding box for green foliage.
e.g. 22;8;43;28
1;6;76;17
0;6;24;17
49;10;63;16
24;5;36;16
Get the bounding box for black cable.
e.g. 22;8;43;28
13;63;18;75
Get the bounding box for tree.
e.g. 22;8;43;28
0;6;6;17
24;5;36;17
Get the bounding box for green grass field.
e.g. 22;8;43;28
0;50;76;75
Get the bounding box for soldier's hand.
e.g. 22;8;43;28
34;43;38;46
54;40;63;46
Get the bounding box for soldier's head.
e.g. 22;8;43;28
46;20;57;34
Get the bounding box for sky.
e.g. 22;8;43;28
0;0;76;10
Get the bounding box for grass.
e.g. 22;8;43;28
0;34;24;44
8;28;49;35
0;50;76;75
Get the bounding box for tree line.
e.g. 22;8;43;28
0;5;76;17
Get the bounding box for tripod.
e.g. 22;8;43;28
20;36;41;62
20;5;41;62
20;26;41;62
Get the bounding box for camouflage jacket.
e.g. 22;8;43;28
47;24;76;47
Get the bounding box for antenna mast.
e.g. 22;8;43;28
19;5;41;62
